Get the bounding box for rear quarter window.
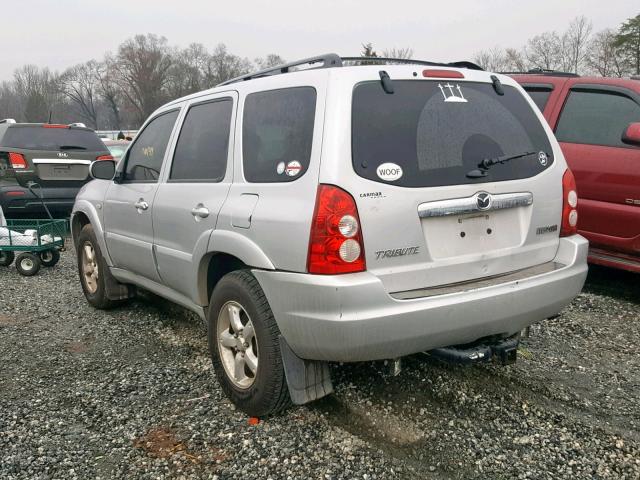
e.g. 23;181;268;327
242;87;316;183
352;80;553;188
0;126;107;151
523;86;553;112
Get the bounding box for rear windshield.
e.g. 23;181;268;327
1;126;106;152
352;81;553;188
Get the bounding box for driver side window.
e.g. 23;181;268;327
124;110;179;182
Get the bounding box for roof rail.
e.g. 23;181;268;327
218;54;342;86
0;118;16;124
341;57;484;71
217;53;484;86
501;68;579;77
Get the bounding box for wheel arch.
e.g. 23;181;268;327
197;230;276;306
71;201;113;266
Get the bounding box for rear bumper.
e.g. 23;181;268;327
0;186;79;216
253;235;588;362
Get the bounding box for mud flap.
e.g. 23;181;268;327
105;266;136;301
279;336;333;405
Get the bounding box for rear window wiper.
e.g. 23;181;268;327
466;151;537;178
59;145;87;151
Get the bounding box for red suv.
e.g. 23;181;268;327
511;72;640;273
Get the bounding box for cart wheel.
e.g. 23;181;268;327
15;253;41;276
40;249;60;267
0;251;15;267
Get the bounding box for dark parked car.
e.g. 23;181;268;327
0;120;113;216
510;72;640;273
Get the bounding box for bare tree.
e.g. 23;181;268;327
13;65;60;122
565;16;593;74
255;54;285;69
473;47;510;72
0;81;23;121
59;61;101;128
203;44;252;86
110;34;174;124
382;47;414;59
525;32;564;71
504;48;528;71
588;29;627;77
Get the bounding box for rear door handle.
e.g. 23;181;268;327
191;204;210;219
134;199;149;211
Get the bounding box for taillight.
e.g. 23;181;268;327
308;184;366;274
422;69;465;79
560;169;578;237
8;152;27;169
96;155;114;161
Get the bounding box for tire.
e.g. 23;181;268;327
0;251;15;267
77;224;121;309
208;270;291;417
15;252;41;276
39;249;60;267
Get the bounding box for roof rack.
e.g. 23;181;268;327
217;53;483;86
341;57;483;71
0;118;17;124
501;68;579;77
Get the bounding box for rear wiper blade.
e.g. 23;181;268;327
466;151;537;178
59;145;87;150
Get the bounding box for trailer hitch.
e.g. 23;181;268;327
428;333;520;366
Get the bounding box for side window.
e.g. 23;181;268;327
243;87;317;183
170;98;233;182
523;86;553;112
124;110;179;182
555;89;640;147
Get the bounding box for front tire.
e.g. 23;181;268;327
15;252;41;276
208;270;291;417
77;224;121;309
0;251;15;267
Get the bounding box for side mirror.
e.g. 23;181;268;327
89;159;116;180
622;122;640;146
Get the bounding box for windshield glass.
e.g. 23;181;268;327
352;80;553;187
1;126;106;151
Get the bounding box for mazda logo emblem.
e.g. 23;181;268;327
476;192;492;210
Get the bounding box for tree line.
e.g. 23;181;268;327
472;14;640;76
0;35;284;130
1;13;638;130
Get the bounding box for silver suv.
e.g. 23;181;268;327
71;54;588;416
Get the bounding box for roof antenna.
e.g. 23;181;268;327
379;71;394;94
48;110;52;123
490;75;504;96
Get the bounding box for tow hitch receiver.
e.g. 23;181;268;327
429;334;520;366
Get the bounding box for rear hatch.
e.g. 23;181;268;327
0;124;110;188
325;68;564;294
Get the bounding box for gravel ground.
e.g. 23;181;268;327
1;245;639;479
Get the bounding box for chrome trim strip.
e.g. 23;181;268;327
32;159;92;165
418;191;533;218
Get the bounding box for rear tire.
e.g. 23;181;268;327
208;270;291;417
15;252;41;276
77;224;122;309
40;249;60;267
0;251;15;267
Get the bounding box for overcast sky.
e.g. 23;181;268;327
1;0;637;80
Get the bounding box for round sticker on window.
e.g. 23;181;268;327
376;163;403;181
285;161;302;177
276;161;285;175
538;151;548;166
